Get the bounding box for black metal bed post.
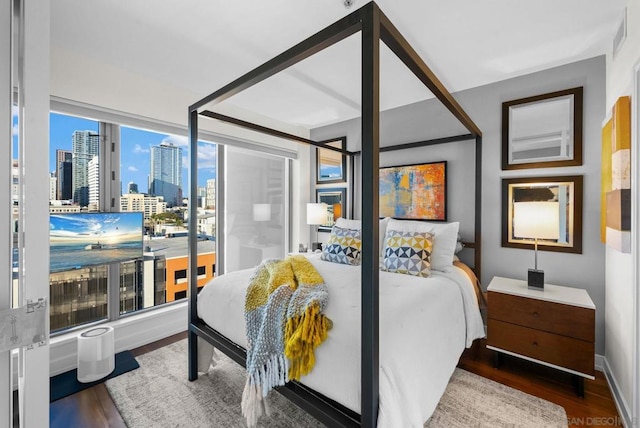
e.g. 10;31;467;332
188;108;199;381
474;135;482;282
361;4;380;427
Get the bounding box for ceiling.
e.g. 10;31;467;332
51;0;626;129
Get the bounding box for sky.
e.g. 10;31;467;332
43;112;216;195
50;212;143;239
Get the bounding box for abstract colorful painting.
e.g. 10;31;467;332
379;161;447;221
602;96;631;253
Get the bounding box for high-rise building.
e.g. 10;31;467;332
205;178;215;209
88;155;100;208
56;149;73;200
72;130;100;207
149;142;182;207
49;172;57;201
128;181;139;194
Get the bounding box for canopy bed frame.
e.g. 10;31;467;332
187;3;482;427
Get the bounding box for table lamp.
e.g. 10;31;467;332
307;203;328;251
513;201;560;290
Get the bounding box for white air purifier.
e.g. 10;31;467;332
77;326;115;383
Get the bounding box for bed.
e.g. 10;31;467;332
198;251;484;427
187;2;483;427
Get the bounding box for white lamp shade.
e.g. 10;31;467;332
307;203;328;225
253;203;271;222
513;201;560;240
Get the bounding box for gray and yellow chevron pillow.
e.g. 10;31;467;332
381;229;433;277
321;225;362;266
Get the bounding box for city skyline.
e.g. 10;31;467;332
45;112;216;199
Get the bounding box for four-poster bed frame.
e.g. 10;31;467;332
187;3;482;427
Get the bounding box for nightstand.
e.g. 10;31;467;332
486;276;595;397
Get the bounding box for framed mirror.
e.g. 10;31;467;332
316;137;347;183
316;188;347;231
502;175;583;254
502;87;583;170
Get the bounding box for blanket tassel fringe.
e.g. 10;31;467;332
241;355;287;427
285;303;332;380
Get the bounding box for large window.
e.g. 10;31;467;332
48;112;221;333
47;106;290;334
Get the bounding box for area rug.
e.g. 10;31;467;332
106;340;567;427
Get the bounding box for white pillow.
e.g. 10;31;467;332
385;219;459;272
335;217;361;230
335;217;392;255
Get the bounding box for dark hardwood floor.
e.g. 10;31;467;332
46;333;623;428
459;339;623;427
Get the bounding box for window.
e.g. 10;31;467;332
46;103;289;334
174;269;187;282
49;113;106;332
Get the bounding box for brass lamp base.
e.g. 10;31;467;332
527;269;544;290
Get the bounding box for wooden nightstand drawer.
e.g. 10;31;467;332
488;291;594;342
487;319;595;376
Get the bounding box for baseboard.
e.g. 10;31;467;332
12;301;187;386
603;356;633;427
595;353;605;372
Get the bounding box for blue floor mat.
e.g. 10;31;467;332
50;350;139;402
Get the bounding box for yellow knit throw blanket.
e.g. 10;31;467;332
241;255;332;427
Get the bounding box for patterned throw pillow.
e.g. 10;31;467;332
381;229;433;277
321;226;362;266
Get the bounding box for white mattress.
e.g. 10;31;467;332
197;253;485;427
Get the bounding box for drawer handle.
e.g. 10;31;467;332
532;311;539;318
532;341;538;346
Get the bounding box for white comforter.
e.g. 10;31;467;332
197;253;485;427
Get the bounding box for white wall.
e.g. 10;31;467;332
312;56;608;356
605;0;640;425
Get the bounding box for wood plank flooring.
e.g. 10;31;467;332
46;333;623;427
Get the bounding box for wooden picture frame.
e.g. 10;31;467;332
502;175;583;254
316;187;347;231
502;87;583;170
379;161;447;221
316;137;347;184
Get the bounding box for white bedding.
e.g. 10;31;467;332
197;253;485;427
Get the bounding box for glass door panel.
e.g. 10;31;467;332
225;147;287;272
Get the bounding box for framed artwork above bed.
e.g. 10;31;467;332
379;161;447;221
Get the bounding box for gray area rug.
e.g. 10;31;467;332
106;339;567;427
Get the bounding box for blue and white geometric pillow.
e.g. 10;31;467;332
381;229;433;277
321;226;362;266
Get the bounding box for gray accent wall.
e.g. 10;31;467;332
311;56;606;354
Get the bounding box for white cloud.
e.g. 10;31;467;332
162;135;188;147
197;143;217;169
12;124;18;137
133;144;150;154
128;166;139;172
